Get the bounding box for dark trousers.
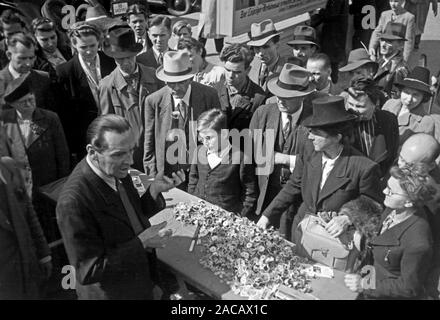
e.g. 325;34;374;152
198;37;224;53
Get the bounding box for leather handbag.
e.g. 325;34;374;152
296;214;354;271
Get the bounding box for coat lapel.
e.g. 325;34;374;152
309;152;323;207
26;109;49;148
370;211;419;246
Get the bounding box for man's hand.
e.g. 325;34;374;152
138;221;173;249
274;152;296;168
40;260;53;279
369;48;376;62
257;215;270;229
325;214;351;237
150;170;186;199
344;274;363;293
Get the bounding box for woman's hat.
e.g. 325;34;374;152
103;26;143;58
303;96;357;128
395;66;432;95
379;22;407;41
267;63;315;98
287;25;319;48
3;74;33;103
156;51;196;82
247;19;281;47
339;48;378;72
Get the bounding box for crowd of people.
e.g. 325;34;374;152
1;0;440;300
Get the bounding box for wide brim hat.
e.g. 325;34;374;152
339;48;378;72
85;4;122;31
379;22;408;41
267;63;315;98
247;19;282;47
3;73;33;103
287;25;319;48
395;66;432;95
303;96;357;128
103;25;143;58
156;51;196;82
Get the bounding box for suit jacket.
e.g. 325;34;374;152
56;52;116;158
0;157;50;299
363;207;433;299
248;55;288;95
369;9;416;62
262;145;383;240
0;39;8;70
0;67;55;112
137;49;160;70
218;77;266;131
1;108;70;189
143;81;221;177
56;159;165;300
382;98;440;145
34;44;73;83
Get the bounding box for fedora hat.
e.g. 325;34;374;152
247;19;281;47
3;73;33;104
379;22;407;41
287;25;319;48
156;51;196;82
339;48;379;72
103;26;143;58
303;96;357;128
267;63;315;98
85;4;122;31
395;66;432;95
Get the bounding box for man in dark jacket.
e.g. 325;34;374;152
56;114;185;300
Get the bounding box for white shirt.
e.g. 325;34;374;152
86;155;117;191
320;148;343;190
8;63;30;79
172;84;192;115
136;33;148;55
280;104;303;130
78;53;101;106
207;143;231;169
152;46;167;64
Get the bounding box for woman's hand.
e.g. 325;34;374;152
344;274;364;293
257;215;270;229
325;214;351;237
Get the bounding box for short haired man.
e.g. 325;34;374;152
0;10;27;69
56;22;116;161
126;3;151;55
99;26;161;171
341;75;400;176
374;22;411;99
287;25;319;68
32;17;72;78
247;19;287;94
0;33;55;112
143;51;221;182
137;15;172;69
250;63;322;239
172;20;192;49
218;43;266;130
307;53;341;95
57;114;185;299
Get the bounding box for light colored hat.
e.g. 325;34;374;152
267;63;315;98
85;4;121;31
156;51;196;82
247;19;281;47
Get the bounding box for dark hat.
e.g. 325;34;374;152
103;26;142;58
126;3;151;17
339;48;378;72
85;4;122;32
247;19;282;47
287;25;319;48
304;96;357;128
379;22;407;41
267;63;315;98
3;74;33;103
395;66;432;95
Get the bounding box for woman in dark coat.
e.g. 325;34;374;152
345;163;435;299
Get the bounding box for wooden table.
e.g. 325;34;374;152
149;187;358;300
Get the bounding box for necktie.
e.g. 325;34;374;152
158;52;164;66
259;63;268;87
116;179;144;235
380;211;395;234
178;101;187;120
283;114;292;138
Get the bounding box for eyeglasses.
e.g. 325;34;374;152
384;186;407;197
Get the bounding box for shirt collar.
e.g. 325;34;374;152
8;63;30;79
207;142;232;158
319;79;332;94
172;84;192;107
279;103;303;126
385;209;414;226
78;53;99;71
322;147;343;164
152;46;167;61
86;155;117;191
119;64;139;78
266;54;280;73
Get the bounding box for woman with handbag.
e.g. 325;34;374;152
257;96;383;245
344;163;436;299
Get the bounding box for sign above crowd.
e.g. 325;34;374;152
217;0;328;37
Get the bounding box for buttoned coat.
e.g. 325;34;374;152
0;67;55;112
0;157;50;299
56;52;116;158
143;81;221;177
369;9;416;62
363;208;433;299
382;98;440;145
56;159;165;300
99;64;162;170
0;108;70;189
262;145;383;242
248;55;288;95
